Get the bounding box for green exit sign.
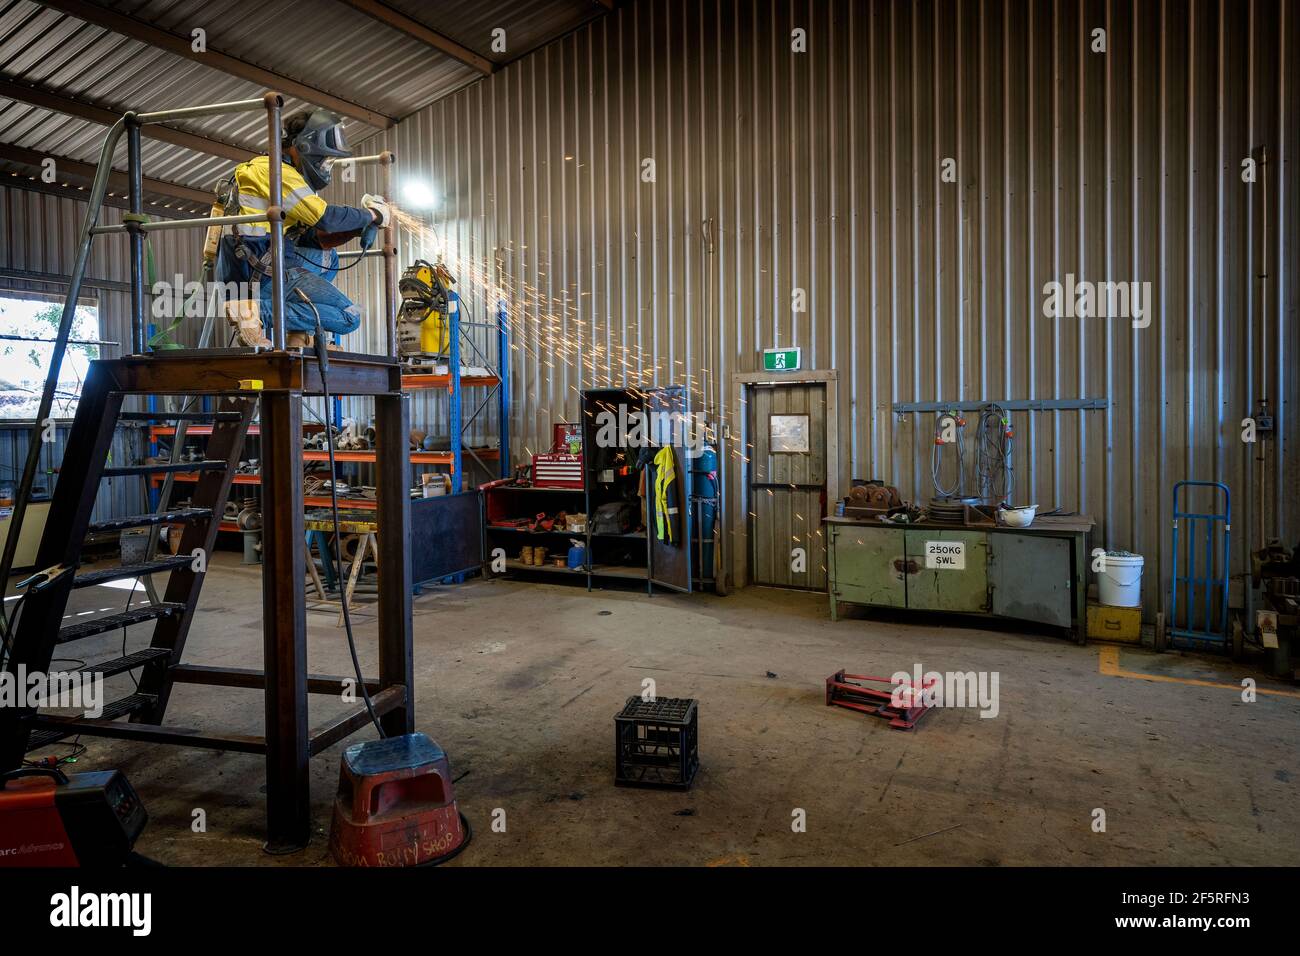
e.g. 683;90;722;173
763;347;802;372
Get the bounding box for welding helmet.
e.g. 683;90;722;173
283;108;351;191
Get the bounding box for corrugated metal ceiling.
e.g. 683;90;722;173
386;0;608;63
0;0;611;214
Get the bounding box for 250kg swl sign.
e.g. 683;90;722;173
925;541;966;570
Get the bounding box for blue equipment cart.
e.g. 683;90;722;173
1157;480;1233;653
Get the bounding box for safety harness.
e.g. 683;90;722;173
214;168;310;280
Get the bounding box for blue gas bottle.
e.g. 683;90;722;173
690;444;719;579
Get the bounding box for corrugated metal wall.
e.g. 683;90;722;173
0;183;207;522
4;0;1294;613
336;0;1299;612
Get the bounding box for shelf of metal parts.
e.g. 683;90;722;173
400;373;500;391
149;471;380;512
147;423;325;439
149;471;264;487
488;525;580;537
300;448;500;465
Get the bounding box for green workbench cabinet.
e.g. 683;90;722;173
825;515;1092;643
826;524;908;609
903;529;991;613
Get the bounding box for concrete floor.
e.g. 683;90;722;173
36;552;1300;866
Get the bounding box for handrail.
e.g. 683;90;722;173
135;98;269;124
91;213;270;235
0;113;126;622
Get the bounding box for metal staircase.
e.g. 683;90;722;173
0;391;256;768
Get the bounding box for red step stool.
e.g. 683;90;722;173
328;733;470;867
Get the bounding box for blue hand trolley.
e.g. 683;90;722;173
1156;480;1236;654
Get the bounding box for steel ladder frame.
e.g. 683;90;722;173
0;91;413;854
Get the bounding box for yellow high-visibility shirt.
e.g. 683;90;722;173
653;445;679;543
230;156;328;236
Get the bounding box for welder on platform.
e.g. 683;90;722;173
216;108;391;348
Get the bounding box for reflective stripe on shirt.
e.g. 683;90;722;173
232;156;327;232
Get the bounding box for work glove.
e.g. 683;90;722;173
362;193;391;228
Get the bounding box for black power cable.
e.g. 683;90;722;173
930;409;966;498
293;288;384;738
975;403;1014;504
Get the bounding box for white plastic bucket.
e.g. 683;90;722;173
1099;553;1144;607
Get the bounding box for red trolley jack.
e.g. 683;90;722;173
825;670;935;730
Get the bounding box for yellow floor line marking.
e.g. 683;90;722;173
1097;645;1300;699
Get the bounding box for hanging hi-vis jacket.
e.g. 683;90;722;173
214;156;374;285
653;445;680;544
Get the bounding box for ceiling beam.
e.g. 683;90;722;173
0;78;256;163
0;265;132;293
0;142;213;206
334;0;494;74
0;170;197;217
37;0;396;129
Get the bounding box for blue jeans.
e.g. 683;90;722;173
259;266;361;335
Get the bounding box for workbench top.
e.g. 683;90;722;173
824;513;1095;535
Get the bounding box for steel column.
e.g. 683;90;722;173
497;298;510;477
259;390;309;852
374;392;413;737
126;115;146;355
381;151;398;358
264;93;286;352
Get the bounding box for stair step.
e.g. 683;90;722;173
118;411;242;423
101;461;226;478
25;729;72;751
88;508;213;534
101;693;156;720
24;693;157;752
72;557;192;589
56;602;186;644
79;648;171;679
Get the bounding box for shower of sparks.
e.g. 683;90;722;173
375;202;754;469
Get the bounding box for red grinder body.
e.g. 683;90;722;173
328;732;468;867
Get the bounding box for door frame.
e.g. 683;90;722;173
729;369;841;590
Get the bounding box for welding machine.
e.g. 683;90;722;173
328;733;470;867
0;766;148;867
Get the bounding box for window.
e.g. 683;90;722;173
0;294;100;420
769;414;810;453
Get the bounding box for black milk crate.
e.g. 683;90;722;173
614;696;699;790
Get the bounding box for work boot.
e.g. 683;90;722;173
286;331;313;350
225;300;271;348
